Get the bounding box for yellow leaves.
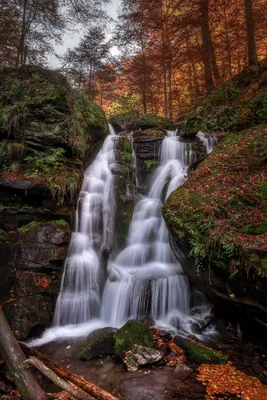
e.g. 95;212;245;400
197;362;267;400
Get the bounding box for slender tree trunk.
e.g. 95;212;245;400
244;0;258;65
208;30;220;82
191;58;201;97
0;308;48;400
223;0;232;78
200;0;214;91
16;0;27;68
163;65;168;117
168;62;173;119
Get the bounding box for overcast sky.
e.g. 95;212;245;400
48;0;121;68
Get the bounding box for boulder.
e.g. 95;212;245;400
109;112;175;132
123;345;163;372
174;336;227;364
78;327;117;361
114;321;154;359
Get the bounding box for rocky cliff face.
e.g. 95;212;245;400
163;126;267;328
0;66;108;339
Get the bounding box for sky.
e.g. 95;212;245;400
48;0;121;68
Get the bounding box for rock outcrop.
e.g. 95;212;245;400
0;65;108;339
163;126;267;328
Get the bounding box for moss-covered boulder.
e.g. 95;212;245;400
163;125;267;327
114;321;154;359
183;106;208;136
78;328;117;361
0;65;108;202
110;111;175;132
109;110;140;131
138;114;175;131
174;336;227;364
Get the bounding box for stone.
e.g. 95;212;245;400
78;328;117;361
174;336;227;364
114;321;154;359
123;345;163;372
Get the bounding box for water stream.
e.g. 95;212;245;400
30;128;217;346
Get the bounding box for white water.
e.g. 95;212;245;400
101;132;194;330
53;124;117;326
30;129;217;346
197;131;218;154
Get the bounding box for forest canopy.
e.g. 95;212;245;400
0;0;266;119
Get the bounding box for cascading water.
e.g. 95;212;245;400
197;131;218;154
53;124;117;326
101;132;195;331
30;129;217;346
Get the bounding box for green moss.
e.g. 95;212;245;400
257;258;267;278
184;342;227;364
260;181;267;201
139;113;175;130
53;219;69;227
242;221;267;235
144;159;159;172
78;329;115;361
0;229;7;244
17;221;41;234
185;106;207;134
114;322;154;358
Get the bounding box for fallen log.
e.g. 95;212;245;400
0;308;48;400
20;344;118;400
25;357;94;400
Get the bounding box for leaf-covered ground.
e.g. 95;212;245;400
197;362;267;399
164;125;267;277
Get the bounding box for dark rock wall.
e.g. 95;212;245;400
0;66;108;339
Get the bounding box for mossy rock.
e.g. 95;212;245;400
184;106;207;136
78;328;117;361
110;111;175;132
114;321;154;359
138;114;175;131
174;336;227;364
0;65;108;202
109;110;140;131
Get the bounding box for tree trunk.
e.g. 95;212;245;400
244;0;258;65
0;308;48;400
200;0;214;92
208;30;220;82
223;0;232;78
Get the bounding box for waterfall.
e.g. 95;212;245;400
53;124;117;326
197;131;218;154
29;129;217;346
101;131;198;332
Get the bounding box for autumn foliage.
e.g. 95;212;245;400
197;362;267;399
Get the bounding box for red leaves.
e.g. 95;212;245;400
36;275;52;289
2;171;43;184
